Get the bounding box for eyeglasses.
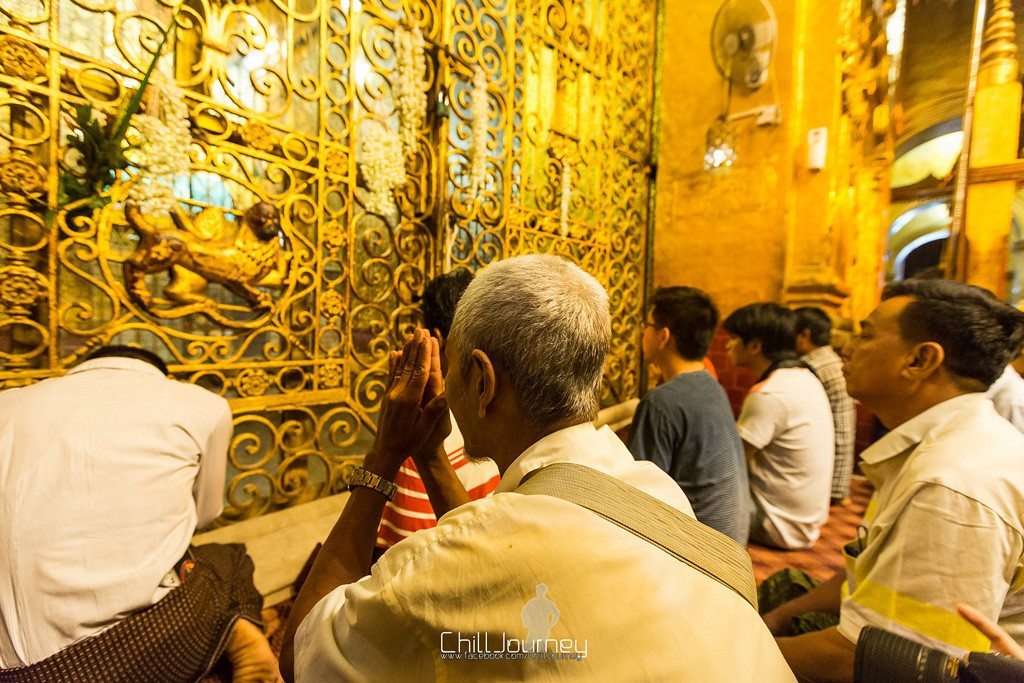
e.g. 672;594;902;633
643;320;660;329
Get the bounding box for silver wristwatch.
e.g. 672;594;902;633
348;466;398;501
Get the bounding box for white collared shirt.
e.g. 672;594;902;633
986;365;1024;433
838;394;1024;656
295;423;795;681
0;358;232;666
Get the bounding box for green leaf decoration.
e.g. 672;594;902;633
55;15;177;210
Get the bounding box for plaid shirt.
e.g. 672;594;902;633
802;346;856;500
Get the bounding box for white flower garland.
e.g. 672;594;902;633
127;80;191;215
360;122;405;218
394;24;426;160
469;66;488;197
559;159;571;237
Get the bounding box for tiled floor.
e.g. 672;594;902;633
747;477;872;583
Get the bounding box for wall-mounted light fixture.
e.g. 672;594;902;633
703;105;782;171
706;0;781;172
704;117;737;170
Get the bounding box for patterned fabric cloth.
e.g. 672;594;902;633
0;543;263;683
758;569;840;635
376;415;499;549
802;346;856;502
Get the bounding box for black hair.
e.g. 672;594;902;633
649;286;719;360
794;306;832;348
882;279;1024;388
420;270;474;337
722;302;797;362
85;345;169;375
908;266;946;280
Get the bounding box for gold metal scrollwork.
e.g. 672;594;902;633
0;35;47;83
0;0;659;524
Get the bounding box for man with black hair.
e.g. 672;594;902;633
724;302;833;549
375;271;499;551
762;280;1024;682
628;287;749;543
795;306;856;504
0;345;279;680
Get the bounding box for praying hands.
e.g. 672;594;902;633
362;328;452;481
280;328;455;681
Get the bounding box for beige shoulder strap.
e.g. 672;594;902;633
514;462;758;610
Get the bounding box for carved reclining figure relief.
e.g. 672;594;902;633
123;201;286;310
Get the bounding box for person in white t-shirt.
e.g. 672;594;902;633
723;303;834;549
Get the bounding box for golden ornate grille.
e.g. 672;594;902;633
0;0;657;523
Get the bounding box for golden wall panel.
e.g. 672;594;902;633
0;0;657;523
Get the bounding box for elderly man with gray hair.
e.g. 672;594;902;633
280;255;793;681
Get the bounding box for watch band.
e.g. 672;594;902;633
348;466;398;502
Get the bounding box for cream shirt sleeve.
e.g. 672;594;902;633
293;564;435;682
737;391;785;450
839;483;1022;654
192;400;231;529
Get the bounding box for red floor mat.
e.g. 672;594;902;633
747;477;872;583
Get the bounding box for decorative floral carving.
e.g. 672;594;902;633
236;368;272;397
325;147;348;177
240;121;279;153
319;361;343;389
0;153;46;197
0;265;47;311
324;225;346;250
321;290;344;317
0;35;45;82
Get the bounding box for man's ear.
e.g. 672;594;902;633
655;327;671;352
471;349;497;419
431;327;445;345
747;339;764;357
904;342;944;379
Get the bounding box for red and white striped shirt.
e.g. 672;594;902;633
376;416;500;549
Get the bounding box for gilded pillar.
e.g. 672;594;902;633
782;0;892;324
962;0;1021;295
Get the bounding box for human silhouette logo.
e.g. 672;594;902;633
521;583;560;651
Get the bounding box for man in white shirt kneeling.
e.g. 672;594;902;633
281;254;794;682
0;346;279;682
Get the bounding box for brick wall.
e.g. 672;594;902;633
706;328;755;417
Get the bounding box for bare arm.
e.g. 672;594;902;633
413;444;471;518
762;571;845;636
279;331;448;682
279;486;390;681
776;627;856;683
